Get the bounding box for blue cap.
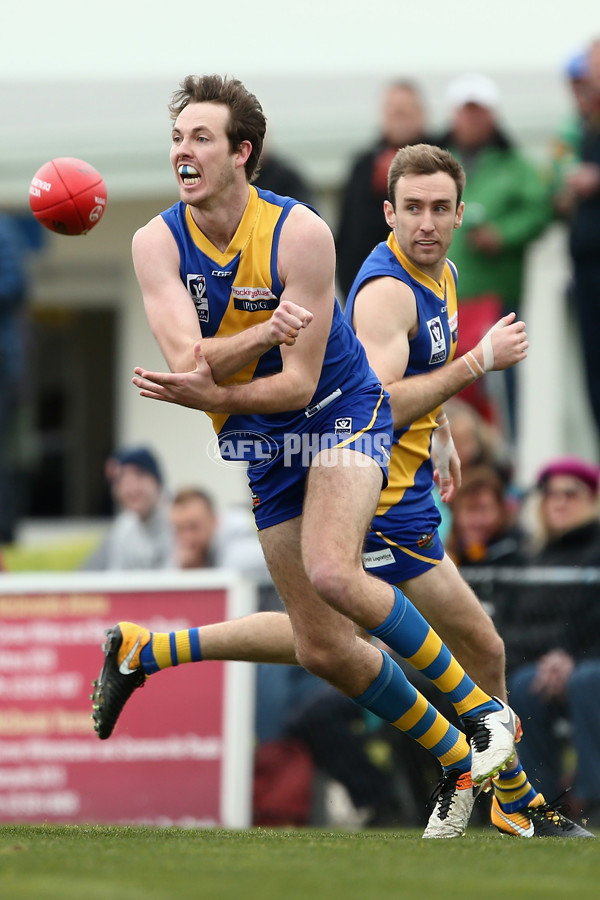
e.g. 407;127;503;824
565;50;588;81
115;446;163;484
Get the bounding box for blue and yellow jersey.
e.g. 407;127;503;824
345;232;458;522
161;185;373;444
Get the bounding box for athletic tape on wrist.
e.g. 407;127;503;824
462;355;478;379
432;428;454;475
462;351;484;379
480;331;495;372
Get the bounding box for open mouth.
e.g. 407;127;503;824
178;164;201;185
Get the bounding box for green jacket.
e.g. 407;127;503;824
438;137;553;310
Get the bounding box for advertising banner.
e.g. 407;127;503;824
0;570;256;826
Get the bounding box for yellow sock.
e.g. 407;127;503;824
404;627;497;718
393;691;471;770
140;628;202;674
493;760;538;810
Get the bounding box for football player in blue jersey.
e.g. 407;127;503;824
92;77;553;838
343;144;590;837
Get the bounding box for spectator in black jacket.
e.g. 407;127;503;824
503;455;600;821
335;80;431;301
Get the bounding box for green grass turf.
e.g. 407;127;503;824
1;825;599;900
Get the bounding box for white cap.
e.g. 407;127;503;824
446;73;500;111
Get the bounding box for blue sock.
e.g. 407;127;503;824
352;649;471;773
367;586;431;655
494;760;538;812
369;586;502;717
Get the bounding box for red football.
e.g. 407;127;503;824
28;157;108;236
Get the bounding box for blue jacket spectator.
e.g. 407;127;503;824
0;213;30;543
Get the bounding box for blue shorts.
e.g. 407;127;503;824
362;498;444;582
248;383;393;530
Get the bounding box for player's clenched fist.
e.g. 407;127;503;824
483;312;529;371
466;312;529;377
267;300;314;346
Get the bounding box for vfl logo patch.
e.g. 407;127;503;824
334;417;353;435
416;532;435;549
187;274;209;323
233;286;278;312
427;316;447;364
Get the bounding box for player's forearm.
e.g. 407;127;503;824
200;324;273;383
156;325;272;380
387;356;477;427
205;369;317;415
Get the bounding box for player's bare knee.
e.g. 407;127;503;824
305;558;355;613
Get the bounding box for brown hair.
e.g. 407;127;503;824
169;75;267;182
387;143;466;209
445;464;514;563
172;486;215;513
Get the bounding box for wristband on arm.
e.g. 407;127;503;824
461;327;496;379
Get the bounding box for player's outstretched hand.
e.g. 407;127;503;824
267;300;313;346
132;342;220;411
474;311;529;373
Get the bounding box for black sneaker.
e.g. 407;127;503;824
91;623;148;740
491;793;596;837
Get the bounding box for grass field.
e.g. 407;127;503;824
1;825;599;900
